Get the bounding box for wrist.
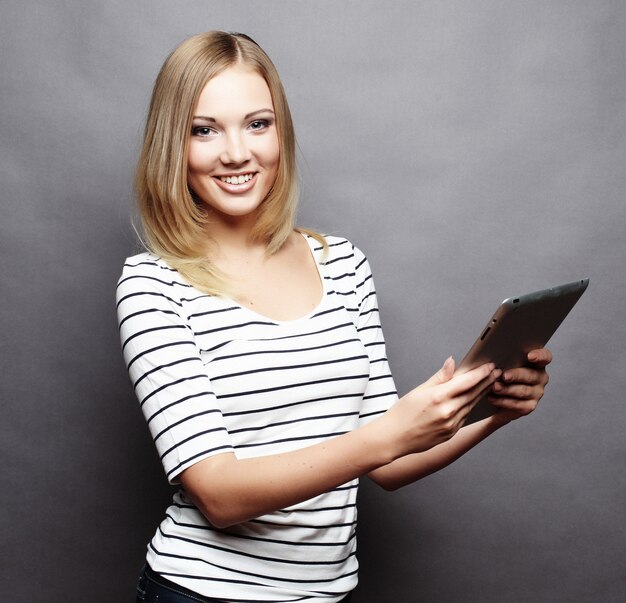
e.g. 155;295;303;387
361;414;403;467
487;410;513;430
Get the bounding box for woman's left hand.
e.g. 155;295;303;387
488;348;552;423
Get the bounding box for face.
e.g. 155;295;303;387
187;65;280;224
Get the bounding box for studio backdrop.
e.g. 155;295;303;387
1;1;625;601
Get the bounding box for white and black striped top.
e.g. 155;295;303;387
116;234;398;603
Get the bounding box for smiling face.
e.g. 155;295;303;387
187;64;280;225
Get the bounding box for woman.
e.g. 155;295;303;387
117;31;551;603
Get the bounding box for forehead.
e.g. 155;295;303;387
194;65;274;116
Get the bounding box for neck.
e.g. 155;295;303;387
206;206;263;245
205;211;270;264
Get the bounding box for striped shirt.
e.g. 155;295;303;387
116;234;398;602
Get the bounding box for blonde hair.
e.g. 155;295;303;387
135;31;325;295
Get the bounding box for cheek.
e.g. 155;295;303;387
187;143;216;174
265;135;280;169
186;147;201;176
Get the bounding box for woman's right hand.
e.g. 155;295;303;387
379;358;502;458
180;358;500;527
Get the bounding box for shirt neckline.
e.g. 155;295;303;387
225;232;327;326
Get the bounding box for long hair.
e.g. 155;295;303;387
135;31;324;295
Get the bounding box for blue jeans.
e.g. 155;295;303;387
135;564;221;602
135;564;353;602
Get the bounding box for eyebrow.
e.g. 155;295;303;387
192;108;275;122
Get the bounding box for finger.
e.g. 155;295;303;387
459;369;503;412
438;368;502;425
418;357;456;390
488;396;538;416
501;366;548;386
440;362;497;399
527;348;553;366
445;370;504;429
492;381;542;401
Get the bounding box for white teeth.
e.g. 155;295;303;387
220;174;253;185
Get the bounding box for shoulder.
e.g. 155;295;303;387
119;252;175;276
313;234;369;274
116;252;195;304
119;252;187;282
301;233;373;301
301;233;364;262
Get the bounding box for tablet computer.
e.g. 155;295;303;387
458;278;589;425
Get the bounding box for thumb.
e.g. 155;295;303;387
418;357;455;390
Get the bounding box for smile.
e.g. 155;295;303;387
212;172;259;194
219;173;255;185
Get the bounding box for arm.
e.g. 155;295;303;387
182;250;551;524
368;348;553;491
118;254;499;528
180;360;501;528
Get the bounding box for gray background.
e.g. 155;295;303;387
1;1;624;601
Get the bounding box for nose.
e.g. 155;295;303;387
220;130;251;165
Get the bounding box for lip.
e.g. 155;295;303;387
212;172;258;194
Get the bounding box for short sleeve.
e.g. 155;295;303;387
116;257;234;483
351;245;399;423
